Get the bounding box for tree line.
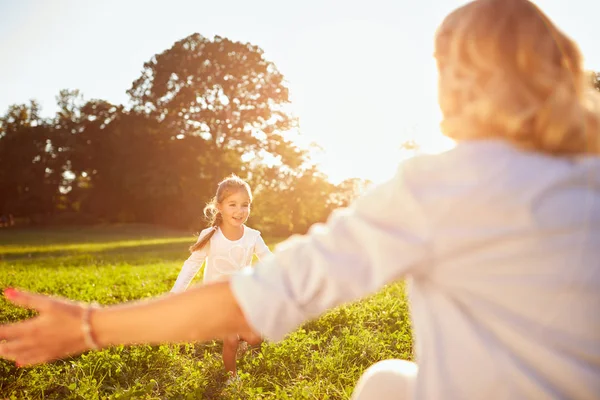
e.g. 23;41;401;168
0;34;372;236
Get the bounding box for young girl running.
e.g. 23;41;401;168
170;174;271;381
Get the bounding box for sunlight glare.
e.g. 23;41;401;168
283;18;453;185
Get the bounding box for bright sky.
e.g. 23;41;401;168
1;0;599;184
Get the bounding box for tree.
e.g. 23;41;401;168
40;34;309;228
128;33;303;166
113;33;307;228
330;178;374;209
0;101;64;221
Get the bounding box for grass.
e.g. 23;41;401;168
0;224;413;399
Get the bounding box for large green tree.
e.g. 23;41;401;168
128;33;302;166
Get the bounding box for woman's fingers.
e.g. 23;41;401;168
0;319;41;361
14;350;57;367
0;323;22;341
3;288;53;312
0;322;85;366
0;339;34;361
0;319;37;340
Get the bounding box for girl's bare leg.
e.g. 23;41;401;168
222;335;239;376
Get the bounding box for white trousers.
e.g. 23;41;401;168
351;359;418;400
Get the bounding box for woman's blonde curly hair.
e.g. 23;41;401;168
434;0;600;155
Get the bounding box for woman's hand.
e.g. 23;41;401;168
0;288;91;367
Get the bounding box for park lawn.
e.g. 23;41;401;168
0;224;412;400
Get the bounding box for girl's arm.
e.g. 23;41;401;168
170;249;207;293
0;282;250;366
171;230;212;293
254;234;272;261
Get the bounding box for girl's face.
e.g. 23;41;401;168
217;190;251;228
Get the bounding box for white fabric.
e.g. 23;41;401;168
351;360;417;400
230;140;600;400
171;225;271;292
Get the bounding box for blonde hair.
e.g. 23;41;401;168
189;174;252;253
434;0;600;155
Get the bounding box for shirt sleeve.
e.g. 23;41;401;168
229;165;430;341
253;233;272;261
170;233;210;293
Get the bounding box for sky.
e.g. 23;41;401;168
1;0;599;184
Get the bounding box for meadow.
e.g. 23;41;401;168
0;225;413;399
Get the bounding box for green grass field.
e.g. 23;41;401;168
0;225;413;399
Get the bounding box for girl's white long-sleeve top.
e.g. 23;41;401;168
171;225;271;292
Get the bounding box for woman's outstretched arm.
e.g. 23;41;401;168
0;281;250;366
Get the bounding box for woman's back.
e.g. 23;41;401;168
405;140;600;399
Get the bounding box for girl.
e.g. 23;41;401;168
1;1;599;399
170;174;271;381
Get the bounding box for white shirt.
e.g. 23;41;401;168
230;140;600;400
171;225;271;292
